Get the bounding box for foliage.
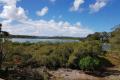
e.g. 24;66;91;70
0;36;113;75
79;56;101;71
67;40;102;69
86;32;101;41
86;32;110;43
110;24;120;51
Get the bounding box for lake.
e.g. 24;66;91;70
10;38;80;43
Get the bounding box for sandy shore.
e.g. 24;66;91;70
48;68;120;80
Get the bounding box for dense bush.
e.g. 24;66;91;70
67;40;102;69
79;56;101;71
110;24;120;51
2;40;110;71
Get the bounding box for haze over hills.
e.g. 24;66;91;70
9;34;82;40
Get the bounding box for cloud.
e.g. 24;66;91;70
36;7;48;16
89;0;108;13
0;0;27;21
2;20;93;37
70;0;85;11
0;0;93;37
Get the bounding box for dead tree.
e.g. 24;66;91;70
0;23;3;69
0;23;9;69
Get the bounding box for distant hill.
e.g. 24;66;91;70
8;35;83;40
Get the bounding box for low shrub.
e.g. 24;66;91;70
79;56;101;71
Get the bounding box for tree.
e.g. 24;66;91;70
100;32;110;43
86;32;101;41
0;23;9;68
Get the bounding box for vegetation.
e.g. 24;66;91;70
0;24;120;80
2;40;109;70
110;24;120;51
79;56;101;71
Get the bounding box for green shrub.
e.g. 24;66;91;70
67;54;78;68
79;56;101;71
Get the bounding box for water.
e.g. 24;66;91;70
10;38;80;43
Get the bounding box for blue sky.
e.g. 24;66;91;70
0;0;120;37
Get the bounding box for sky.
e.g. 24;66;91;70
0;0;120;37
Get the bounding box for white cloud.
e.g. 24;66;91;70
89;0;108;13
0;0;17;5
70;0;85;11
2;20;93;37
0;0;27;21
0;0;93;37
36;7;48;16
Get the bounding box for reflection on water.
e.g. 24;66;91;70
10;38;80;43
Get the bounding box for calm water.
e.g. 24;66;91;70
10;38;80;43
